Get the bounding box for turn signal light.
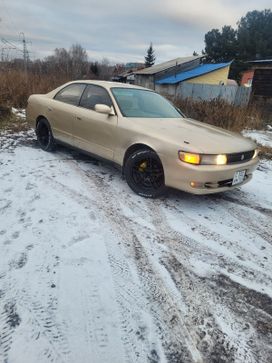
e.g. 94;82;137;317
179;152;200;165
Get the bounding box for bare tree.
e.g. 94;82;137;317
69;44;88;79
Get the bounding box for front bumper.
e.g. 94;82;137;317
162;155;259;195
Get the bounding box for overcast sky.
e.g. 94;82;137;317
0;0;271;64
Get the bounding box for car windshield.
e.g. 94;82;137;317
111;87;182;118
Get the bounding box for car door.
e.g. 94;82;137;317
73;84;117;160
49;83;86;144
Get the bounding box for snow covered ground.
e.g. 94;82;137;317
0;130;272;363
243;127;272;148
11;108;26;120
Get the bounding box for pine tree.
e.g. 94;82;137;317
145;43;156;67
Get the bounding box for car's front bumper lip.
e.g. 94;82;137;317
162;155;259;194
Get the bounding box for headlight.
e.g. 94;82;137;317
179;151;227;165
201;154;227;165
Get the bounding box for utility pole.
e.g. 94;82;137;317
1;47;6;62
19;32;31;80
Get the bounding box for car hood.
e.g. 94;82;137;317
128;117;256;154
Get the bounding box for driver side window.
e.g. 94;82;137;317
79;85;113;110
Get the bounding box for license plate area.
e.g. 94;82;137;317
232;170;246;186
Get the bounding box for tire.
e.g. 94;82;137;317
124;149;166;198
36;118;56;152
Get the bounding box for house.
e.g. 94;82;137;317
247;59;272;98
156;62;232;86
112;70;135;84
134;55;203;89
155;61;232;97
134;57;246;103
112;62;144;84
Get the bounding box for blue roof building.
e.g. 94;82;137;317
156;62;232;86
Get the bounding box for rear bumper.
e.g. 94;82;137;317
162;155;259;195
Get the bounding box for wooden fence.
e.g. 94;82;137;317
155;82;252;106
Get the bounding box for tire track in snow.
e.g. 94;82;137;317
68;161;203;363
159;194;272;287
214;192;272;218
43;173;168;362
71;158;271;363
0;245;33;362
0;186;72;362
0;299;21;362
144;199;272;362
19;291;71;363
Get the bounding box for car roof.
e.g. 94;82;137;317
66;80;148;91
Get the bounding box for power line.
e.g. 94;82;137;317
1;38;18;61
1;38;23;53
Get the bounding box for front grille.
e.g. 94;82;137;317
217;178;233;187
227;150;254;164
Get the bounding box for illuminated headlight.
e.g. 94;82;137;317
253;149;258;158
201;154;227;165
179;151;227;165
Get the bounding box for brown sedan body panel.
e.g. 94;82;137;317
27;80;258;195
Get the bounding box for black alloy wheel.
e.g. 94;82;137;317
124;149;166;198
36;118;55;151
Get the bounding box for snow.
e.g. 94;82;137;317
11;107;26;120
0;130;272;363
242;127;272;148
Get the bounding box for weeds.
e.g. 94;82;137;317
0;113;29;133
173;98;264;132
258;145;272;160
0;69;69;108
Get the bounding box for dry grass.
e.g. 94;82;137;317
0;113;29;133
258;145;272;160
0;69;69;108
173;98;264;132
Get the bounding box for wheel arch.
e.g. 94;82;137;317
122;143;164;174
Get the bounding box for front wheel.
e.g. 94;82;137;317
124;149;166;198
36;118;55;151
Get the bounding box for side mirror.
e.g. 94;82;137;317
94;104;115;116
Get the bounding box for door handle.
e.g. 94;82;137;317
76;116;82;120
48;107;52;112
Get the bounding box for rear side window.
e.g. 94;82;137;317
79;84;112;110
54;84;86;106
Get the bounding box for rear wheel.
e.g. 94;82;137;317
124;149;166;198
36;118;55;151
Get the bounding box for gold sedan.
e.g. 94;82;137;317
27;81;258;198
